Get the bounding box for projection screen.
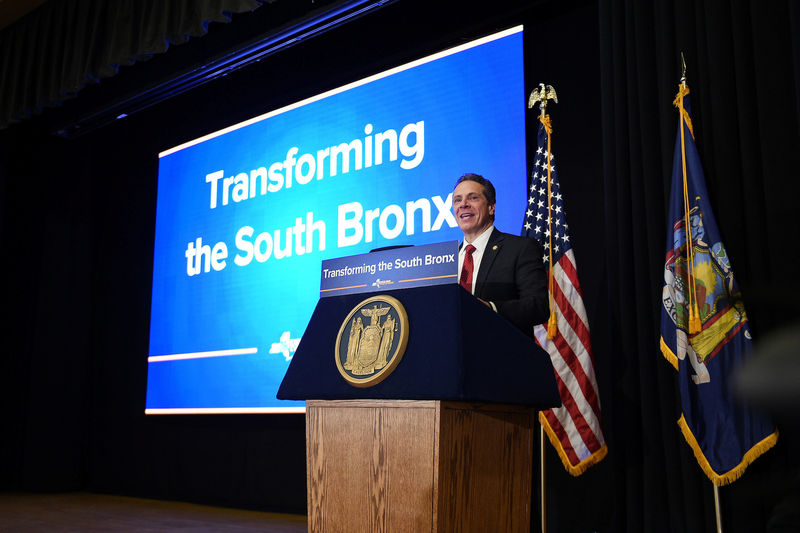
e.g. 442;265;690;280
146;26;527;414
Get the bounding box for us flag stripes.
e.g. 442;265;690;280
523;114;607;475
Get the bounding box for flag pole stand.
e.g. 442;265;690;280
540;422;547;533
528;84;557;533
713;483;723;532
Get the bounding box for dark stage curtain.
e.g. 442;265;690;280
598;1;800;531
0;0;263;128
4;0;800;529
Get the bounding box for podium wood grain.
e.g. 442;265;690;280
306;400;535;533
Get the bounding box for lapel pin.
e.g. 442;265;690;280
492;245;498;250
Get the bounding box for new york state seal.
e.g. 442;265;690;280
335;295;409;387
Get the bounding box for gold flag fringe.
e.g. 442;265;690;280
660;336;680;371
539;411;608;476
677;414;778;486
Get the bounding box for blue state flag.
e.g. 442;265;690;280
660;84;778;485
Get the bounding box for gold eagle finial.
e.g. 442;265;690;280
528;83;558;116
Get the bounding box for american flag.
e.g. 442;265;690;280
523;115;607;475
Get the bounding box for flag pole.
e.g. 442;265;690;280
713;483;723;532
528;82;558;533
678;52;724;533
538;88;548;533
679;52;724;533
539;422;547;533
680;51;687;87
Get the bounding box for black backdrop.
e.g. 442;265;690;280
599;1;800;531
1;1;799;532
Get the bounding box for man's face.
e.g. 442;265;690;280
452;180;495;241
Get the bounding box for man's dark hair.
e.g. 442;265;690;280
454;173;496;206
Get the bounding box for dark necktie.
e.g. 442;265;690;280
460;244;476;293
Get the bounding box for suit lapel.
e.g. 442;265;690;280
475;228;503;297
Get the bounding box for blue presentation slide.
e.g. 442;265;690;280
146;26;527;413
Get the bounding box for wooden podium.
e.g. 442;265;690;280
278;284;560;533
306;399;536;533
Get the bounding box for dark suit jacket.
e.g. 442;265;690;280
468;228;549;336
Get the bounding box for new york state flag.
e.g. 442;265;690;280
660;84;777;486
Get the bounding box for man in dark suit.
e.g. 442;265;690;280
453;173;549;336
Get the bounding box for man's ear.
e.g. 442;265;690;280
489;204;495;217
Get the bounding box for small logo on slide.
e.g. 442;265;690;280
372;278;395;288
269;331;301;361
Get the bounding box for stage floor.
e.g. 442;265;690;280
0;492;308;532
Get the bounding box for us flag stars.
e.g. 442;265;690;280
523;148;572;264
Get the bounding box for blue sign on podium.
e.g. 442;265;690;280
320;241;458;297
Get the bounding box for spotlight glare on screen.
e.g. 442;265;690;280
145;26;527;414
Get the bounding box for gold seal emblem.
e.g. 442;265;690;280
335;295;409;387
